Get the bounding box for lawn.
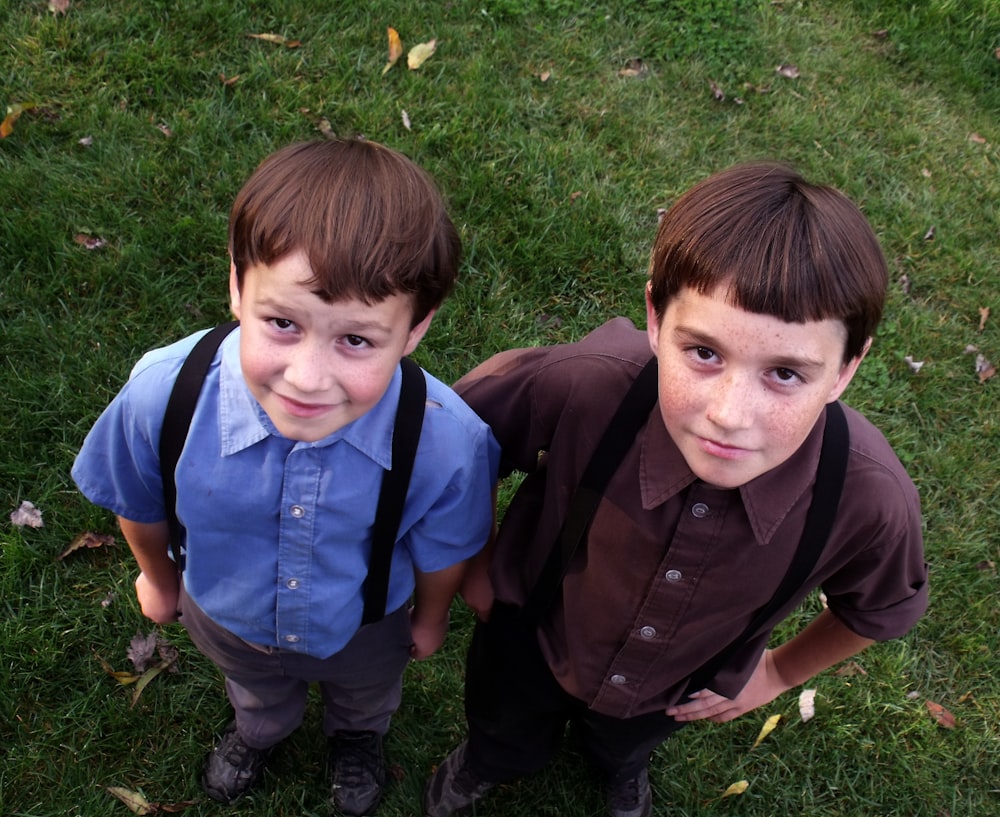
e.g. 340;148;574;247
2;1;998;815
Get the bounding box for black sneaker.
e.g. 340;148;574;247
606;767;652;817
201;722;271;804
423;741;496;817
329;730;387;816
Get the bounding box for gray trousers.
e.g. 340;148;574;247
179;583;412;750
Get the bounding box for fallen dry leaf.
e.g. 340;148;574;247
975;559;995;572
401;109;411;130
220;73;241;86
155;122;173;138
247;32;302;48
923;225;935;241
618;58;648;78
721;780;749;798
74;234;107;250
10;500;44;528
978;306;990;332
904;355;925;374
49;0;70;14
898;272;912;294
752;713;781;748
407;39;437;70
382;27;403;75
975;353;996;383
78;135;93;146
798;688;817;722
775;63;800;79
969;132;987;144
57;530;115;560
1;102;38;139
834;661;868;677
93;650;141;686
132;661;176;708
709;79;725;101
925;700;957;729
538;70;551;82
107;786;154;815
317;118;336;139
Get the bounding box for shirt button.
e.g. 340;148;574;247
639;626;657;639
290;505;306;518
665;569;683;582
691;502;710;518
610;674;627;685
283;634;300;643
286;578;300;589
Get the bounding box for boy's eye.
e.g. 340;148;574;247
344;334;369;348
693;346;716;361
773;367;801;383
270;318;295;330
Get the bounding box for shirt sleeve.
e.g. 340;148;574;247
71;339;197;523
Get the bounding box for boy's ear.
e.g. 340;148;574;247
403;308;436;356
827;337;872;403
645;282;662;353
228;259;242;320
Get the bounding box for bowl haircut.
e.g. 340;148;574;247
647;161;888;362
229;139;461;326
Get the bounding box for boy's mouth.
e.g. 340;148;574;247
697;436;750;460
278;394;336;418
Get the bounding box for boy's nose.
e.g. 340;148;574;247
705;374;754;430
284;344;335;394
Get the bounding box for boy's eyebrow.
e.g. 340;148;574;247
254;295;399;335
671;325;828;370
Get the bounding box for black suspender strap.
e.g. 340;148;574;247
686;399;850;691
159;321;239;569
159;324;426;628
362;357;426;625
521;357;660;622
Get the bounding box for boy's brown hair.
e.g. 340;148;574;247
647;161;888;362
229;139;461;325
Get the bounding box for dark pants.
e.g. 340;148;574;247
179;583;412;750
464;602;685;784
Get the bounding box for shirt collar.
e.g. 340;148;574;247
217;328;400;468
639;402;826;546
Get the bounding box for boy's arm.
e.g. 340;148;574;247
458;487;498;621
117;516;180;625
667;608;875;723
409;561;467;660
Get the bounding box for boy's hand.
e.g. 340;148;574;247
408;610;448;660
135;570;181;624
459;566;495;622
666;649;789;723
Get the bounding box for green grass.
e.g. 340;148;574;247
2;0;999;815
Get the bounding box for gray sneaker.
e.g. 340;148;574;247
423;741;496;817
329;730;386;816
201;722;271;804
606;767;652;817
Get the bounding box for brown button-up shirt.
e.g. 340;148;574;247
455;318;927;719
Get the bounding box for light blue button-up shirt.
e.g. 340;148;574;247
73;328;499;658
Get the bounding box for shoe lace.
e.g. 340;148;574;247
334;733;381;786
607;773;643;809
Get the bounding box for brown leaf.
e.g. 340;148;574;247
923;225;935;241
978;306;990;332
618;58;648;78
317;118;336;139
872;29;889;40
10;500;43;528
925;700;957;729
128;631;160;673
155;122;173;138
969;132;987;144
247;32;302;47
975;559;995;572
834;660;868;676
48;0;70;14
382;27;403;76
709;80;725;101
775;63;800;79
538;70;551;82
975;353;996;383
74;234;107;250
220;73;241;86
57;530;115;560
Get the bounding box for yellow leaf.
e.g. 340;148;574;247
382;27;403;75
107;786;155;815
130;658;176;708
93;650;141;685
1;103;38;139
247;32;302;48
722;780;749;798
407;39;437;70
751;713;782;748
